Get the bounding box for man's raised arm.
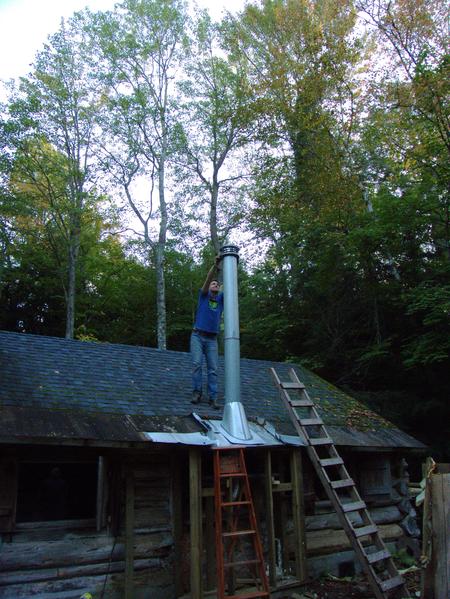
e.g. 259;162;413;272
200;256;222;294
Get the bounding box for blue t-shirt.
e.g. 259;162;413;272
194;290;224;334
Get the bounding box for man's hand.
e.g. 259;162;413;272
215;255;222;270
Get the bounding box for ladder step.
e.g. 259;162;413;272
299;418;323;426
353;524;378;538
222;500;251;507
319;457;344;467
310;437;333;446
281;382;305;389
379;575;405;592
224;558;261;568
290;399;314;407
220;472;246;477
331;478;355;489
342;500;367;513
367;549;391;564
223;529;256;538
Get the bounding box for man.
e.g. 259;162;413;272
191;256;223;409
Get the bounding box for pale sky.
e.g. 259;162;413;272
0;0;245;83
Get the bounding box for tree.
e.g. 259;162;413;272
0;138;112;337
228;0;364;213
5;16;102;338
89;0;189;349
176;12;253;253
357;0;449;256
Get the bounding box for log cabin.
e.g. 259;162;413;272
0;329;425;598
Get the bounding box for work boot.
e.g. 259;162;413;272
208;397;219;410
191;391;202;404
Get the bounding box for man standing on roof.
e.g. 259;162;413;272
191;256;223;410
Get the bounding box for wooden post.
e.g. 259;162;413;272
125;468;135;599
274;453;289;573
421;457;435;598
189;448;203;599
290;448;307;581
205;495;216;590
280;490;289;571
172;454;184;598
96;456;105;532
264;449;277;586
431;472;449;599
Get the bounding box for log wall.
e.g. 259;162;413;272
283;453;419;579
0;455;174;599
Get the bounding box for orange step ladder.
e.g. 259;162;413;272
214;447;270;599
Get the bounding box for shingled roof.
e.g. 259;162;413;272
0;330;424;450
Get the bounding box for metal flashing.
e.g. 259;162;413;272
142;432;213;445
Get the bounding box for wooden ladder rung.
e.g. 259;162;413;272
367;549;391;564
290;399;314;407
342;500;366;513
331;478;354;489
220;472;246;477
222;500;251;507
309;437;333;446
379;575;405;591
223;529;256;538
299;417;323;426
319;457;344;467
281;382;305;389
353;524;378;538
224;558;261;568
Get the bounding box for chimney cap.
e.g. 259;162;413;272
220;245;239;260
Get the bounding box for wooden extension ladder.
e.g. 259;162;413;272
214;447;270;599
270;367;411;599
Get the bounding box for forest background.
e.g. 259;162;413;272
0;0;448;459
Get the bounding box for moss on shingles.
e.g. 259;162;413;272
294;364;393;431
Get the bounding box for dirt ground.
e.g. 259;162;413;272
279;569;420;599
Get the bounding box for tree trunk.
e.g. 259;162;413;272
210;178;220;254
155;242;166;350
65;232;80;340
156;157;167;350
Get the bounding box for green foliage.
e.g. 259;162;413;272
0;0;448;458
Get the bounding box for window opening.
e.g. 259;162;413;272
16;462;98;522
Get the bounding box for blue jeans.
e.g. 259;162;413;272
191;332;218;400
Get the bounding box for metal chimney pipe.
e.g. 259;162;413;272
220;245;252;440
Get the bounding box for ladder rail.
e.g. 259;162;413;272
270;367;410;599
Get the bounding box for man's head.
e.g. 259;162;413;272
209;279;220;295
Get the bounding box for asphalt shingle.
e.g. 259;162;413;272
0;330;424;448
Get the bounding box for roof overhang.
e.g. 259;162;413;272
0;405;426;451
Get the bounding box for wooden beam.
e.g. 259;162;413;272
431;472;449;599
96;456;105;532
272;482;293;493
264;450;277;586
290;448;307;581
125;468;135;599
189;448;202;599
205;496;216;590
172;454;183;598
421;457;434;598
